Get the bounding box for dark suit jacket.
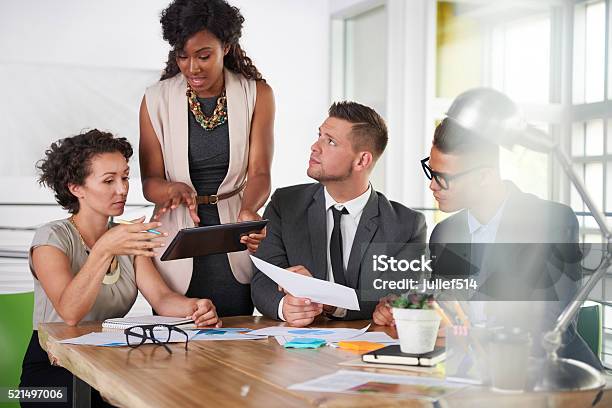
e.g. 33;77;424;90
429;181;601;368
251;183;427;320
430;182;582;301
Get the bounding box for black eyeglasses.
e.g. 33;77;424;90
124;324;189;354
421;157;486;190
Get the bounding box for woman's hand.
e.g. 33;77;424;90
153;182;200;224
94;216;167;258
238;209;266;253
189;299;221;328
48;351;61;366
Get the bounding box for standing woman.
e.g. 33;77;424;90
139;0;274;316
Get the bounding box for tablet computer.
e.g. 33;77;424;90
160;220;268;261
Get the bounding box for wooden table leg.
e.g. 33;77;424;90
73;376;91;408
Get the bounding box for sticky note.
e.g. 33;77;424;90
337;341;386;352
283;338;326;349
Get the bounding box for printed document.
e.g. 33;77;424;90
250;255;360;310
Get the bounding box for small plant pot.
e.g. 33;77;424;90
392;308;441;354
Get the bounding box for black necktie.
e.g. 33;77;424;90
330;206;349;286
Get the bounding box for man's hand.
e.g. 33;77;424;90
322;304;337;316
277;265;312;293
281;295;323;327
372;295;397;326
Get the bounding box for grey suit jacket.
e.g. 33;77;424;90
429;181;601;369
251;183;427;320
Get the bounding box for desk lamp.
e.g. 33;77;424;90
445;88;606;391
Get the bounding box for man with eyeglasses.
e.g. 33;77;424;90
422;117;601;368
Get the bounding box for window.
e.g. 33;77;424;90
568;0;612;368
331;5;387;192
432;1;559;209
573;0;607;104
491;14;551;104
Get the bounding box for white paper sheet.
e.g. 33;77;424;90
192;328;267;341
250;256;360;310
251;325;370;345
59;330;195;347
288;369;466;400
192;334;266;341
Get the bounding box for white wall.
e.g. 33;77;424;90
232;0;331;190
0;0;169;70
0;0;330;204
0;0;170;205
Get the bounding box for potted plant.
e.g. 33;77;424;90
391;293;441;354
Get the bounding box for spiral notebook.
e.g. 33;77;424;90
102;315;194;330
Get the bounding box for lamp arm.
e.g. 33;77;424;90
553;145;612;239
543;145;612;356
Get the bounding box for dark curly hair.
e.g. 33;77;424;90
159;0;264;82
36;129;133;214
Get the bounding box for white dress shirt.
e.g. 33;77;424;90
467;203;506;244
466;198;508;324
278;185;372;320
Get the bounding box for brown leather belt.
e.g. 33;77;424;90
196;181;246;205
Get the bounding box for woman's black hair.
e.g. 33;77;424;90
36;129;133;214
160;0;264;82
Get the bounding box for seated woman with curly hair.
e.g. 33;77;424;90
19;129;220;408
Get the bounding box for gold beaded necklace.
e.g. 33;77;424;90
186;84;227;131
68;216;120;285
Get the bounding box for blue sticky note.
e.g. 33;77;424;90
198;329;228;335
283;338;326;349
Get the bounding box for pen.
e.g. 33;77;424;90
431;301;453;327
114;219;162;235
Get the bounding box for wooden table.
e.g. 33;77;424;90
39;316;610;408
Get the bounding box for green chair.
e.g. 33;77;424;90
0;292;34;408
577;302;602;358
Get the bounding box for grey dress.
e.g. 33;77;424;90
21;219;135;408
29;219;138;328
185;95;253;317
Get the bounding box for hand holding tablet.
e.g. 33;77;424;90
160;220;268;261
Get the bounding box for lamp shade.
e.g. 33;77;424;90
446;88;555;153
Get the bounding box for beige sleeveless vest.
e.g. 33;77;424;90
144;69;256;294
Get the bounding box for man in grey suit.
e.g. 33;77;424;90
251;101;427;327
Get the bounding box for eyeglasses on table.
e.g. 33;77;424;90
124;324;189;354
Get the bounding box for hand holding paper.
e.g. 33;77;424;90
278;265;313;293
250;256;360;311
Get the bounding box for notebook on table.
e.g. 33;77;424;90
362;345;446;367
102;315;194;330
